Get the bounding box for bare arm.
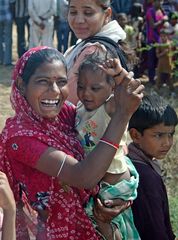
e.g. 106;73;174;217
93;198;131;239
35;76;144;189
0;172;16;240
156;47;169;58
36;109;130;188
148;14;167;29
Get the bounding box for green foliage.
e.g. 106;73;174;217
169;195;178;237
137;41;178;77
162;131;178;237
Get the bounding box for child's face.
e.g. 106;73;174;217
160;33;168;43
170;18;178;26
135;123;175;159
77;68;113;111
117;15;127;29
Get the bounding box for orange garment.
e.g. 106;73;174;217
156;43;173;74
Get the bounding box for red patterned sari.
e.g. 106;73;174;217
0;47;100;240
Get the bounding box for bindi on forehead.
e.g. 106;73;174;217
51;76;59;79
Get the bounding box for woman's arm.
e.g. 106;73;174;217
0;172;16;240
36;109;131;188
35;75;144;189
93;198;131;223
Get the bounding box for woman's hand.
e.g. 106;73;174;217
98;58;144;117
98;58;132;85
114;75;144;118
98;59;122;79
0;171;15;212
98;58;135;86
0;171;16;240
93;197;131;223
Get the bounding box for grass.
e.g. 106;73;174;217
169;194;178;237
0;24;178;237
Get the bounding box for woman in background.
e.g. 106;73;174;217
65;0;128;105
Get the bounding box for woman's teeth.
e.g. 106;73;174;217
41;100;59;106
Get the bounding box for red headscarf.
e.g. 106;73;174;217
0;46;84;179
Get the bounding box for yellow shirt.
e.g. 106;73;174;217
75;102;128;174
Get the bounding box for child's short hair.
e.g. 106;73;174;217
78;51;115;85
128;94;178;134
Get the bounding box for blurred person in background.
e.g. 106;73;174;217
130;2;147;78
156;29;175;95
55;0;70;53
28;0;56;48
146;0;168;85
116;13;134;48
0;0;14;66
14;0;29;58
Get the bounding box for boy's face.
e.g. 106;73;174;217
134;123;175;159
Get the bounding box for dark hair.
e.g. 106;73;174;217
130;3;143;19
96;0;111;10
116;13;127;21
78;51;114;85
21;48;67;85
169;11;178;20
128;94;178;134
68;0;111;10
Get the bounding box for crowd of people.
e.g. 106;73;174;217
1;0;178;96
0;0;178;240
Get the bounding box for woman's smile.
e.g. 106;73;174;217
40;99;61;112
40;99;60;107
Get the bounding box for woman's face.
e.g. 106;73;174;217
154;0;163;9
23;61;68;119
68;0;111;39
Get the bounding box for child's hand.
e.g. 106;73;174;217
98;58;132;85
99;58;122;77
